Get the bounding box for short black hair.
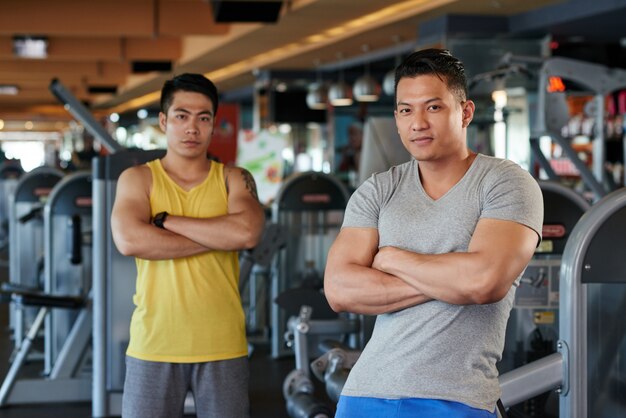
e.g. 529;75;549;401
394;48;468;105
160;73;219;115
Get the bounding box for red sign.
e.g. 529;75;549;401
208;103;239;166
75;197;93;207
34;187;52;197
542;224;566;238
302;194;331;203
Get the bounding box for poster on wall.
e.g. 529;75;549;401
237;129;287;205
208;103;239;165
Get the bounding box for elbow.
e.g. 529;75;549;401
471;289;506;305
240;226;263;250
114;239;134;257
323;278;347;313
112;232;138;257
466;272;510;305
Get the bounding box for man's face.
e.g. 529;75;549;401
159;91;215;158
394;74;473;163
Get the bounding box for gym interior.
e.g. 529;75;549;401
0;1;625;417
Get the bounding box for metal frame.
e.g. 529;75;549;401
558;188;626;417
7;166;64;349
49;79;123;154
43;172;92;375
270;171;350;358
0;173;94;407
534;57;626;201
92;150;165;417
498;187;626;417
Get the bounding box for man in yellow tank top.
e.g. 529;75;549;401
111;73;265;418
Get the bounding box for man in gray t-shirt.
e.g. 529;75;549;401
325;49;543;418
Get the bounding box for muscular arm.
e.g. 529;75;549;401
111;166;209;260
372;218;539;305
162;167;265;251
324;227;431;315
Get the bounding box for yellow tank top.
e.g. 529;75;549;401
127;159;247;363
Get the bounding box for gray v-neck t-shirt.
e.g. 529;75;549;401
340;154;543;411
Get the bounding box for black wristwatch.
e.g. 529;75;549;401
153;211;168;229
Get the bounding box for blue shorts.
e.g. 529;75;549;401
335;395;496;418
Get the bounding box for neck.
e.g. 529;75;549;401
418;150;477;200
161;153;211;178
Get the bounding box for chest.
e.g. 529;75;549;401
377;181;482;254
150;175;227;218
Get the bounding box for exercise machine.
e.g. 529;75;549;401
92;150;165;417
0;171;93;406
528;56;626;200
500;181;590;416
6;166;63;349
270;171;351;359
0;162;23;255
499;187;626;417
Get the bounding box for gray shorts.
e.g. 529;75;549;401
122;355;249;418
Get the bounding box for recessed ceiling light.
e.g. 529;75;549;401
13;35;48;59
0;85;19;95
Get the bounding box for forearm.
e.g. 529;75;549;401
324;263;431;315
112;221;208;260
374;248;504;305
163;213;263;251
375;220;539;305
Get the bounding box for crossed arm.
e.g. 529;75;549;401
111;165;265;260
324;218;539;314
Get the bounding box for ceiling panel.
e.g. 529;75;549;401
1;0;614;129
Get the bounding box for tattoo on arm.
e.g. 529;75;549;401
241;169;259;201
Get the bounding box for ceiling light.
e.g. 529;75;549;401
328;81;353;107
13;36;48;59
353;74;381;102
353;45;380;102
383;69;395;96
306;83;328;110
275;82;288;92
0;120;4;130
0;85;19;95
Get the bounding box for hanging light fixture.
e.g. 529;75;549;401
383;36;402;97
306;61;328;110
328;52;353;107
353;73;381;102
328;80;353;106
353;45;380;102
382;68;396;97
306;82;328;110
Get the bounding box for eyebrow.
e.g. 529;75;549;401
172;107;214;116
396;97;443;107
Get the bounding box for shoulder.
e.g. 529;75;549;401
474;155;535;186
369;160;415;187
118;163;152;192
223;165;255;184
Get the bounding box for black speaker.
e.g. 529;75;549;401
210;1;283;23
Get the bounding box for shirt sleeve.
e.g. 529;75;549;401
342;175;381;229
480;160;544;244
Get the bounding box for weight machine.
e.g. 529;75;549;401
0;172;93;406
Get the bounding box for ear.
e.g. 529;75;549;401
461;100;475;128
158;112;167;132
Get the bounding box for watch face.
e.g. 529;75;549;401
154;212;167;228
